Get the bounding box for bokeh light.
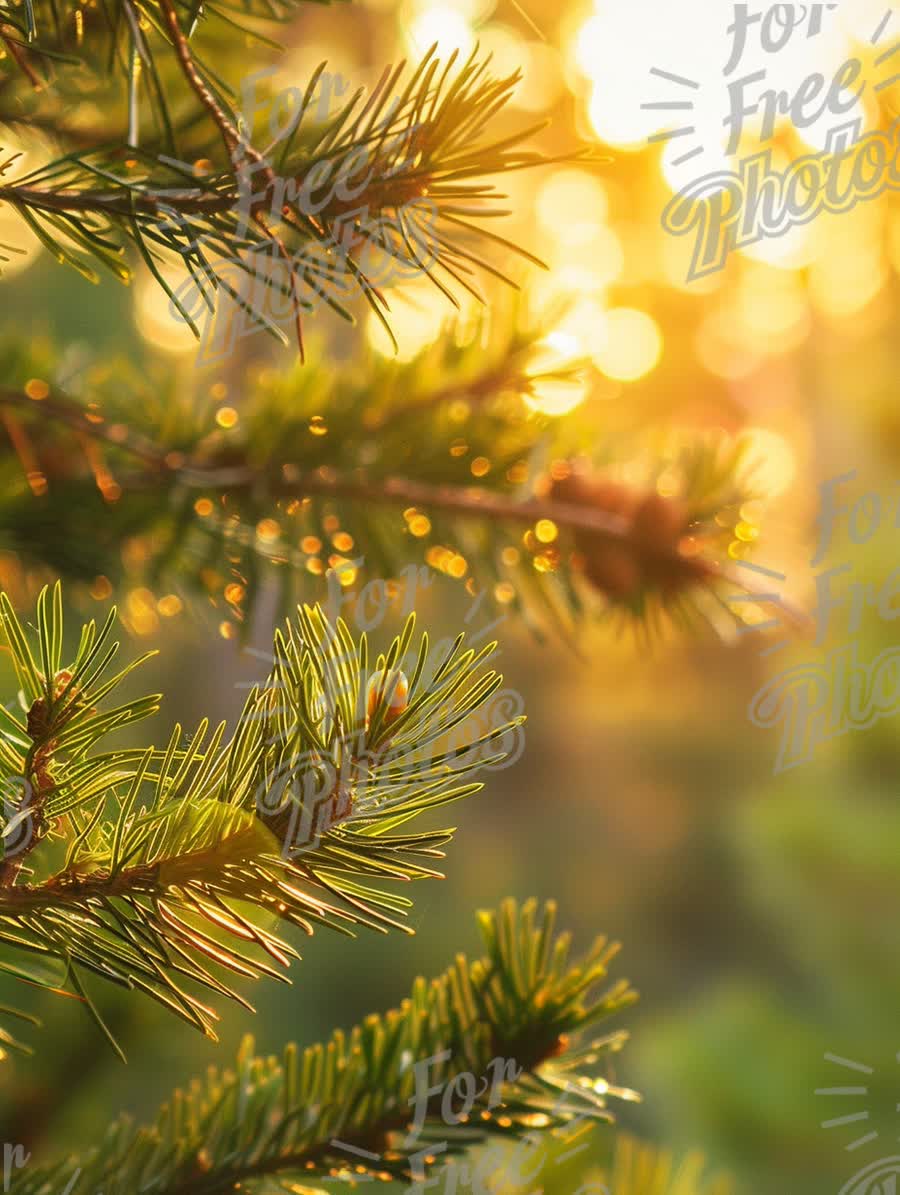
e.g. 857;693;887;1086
402;1;476;56
593;307;663;382
366;278;478;361
135;267;200;356
524;331;590;415
536;169;609;238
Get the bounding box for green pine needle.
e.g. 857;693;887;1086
0;582;524;1051
4;899;639;1194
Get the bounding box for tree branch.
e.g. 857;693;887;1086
0;182;234;217
8;901;636;1194
0;382;716;589
154;0;242;161
0;26;42;89
0;389;170;471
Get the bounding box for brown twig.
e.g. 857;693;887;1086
0;182;235;217
0;385;806;628
0;386;723;589
0;25;42;89
154;0;242;161
180;464;810;627
0;848;196;911
214;463;688;548
155;0;309;355
0;388;170;471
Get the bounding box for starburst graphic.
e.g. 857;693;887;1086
643;2;900;277
643;68;703;168
644;6;899;165
816;1052;882;1152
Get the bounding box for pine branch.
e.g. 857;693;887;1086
0;311;775;642
5;900;639;1194
0;582;524;1050
0;48;582;352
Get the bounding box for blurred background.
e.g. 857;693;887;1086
3;0;900;1192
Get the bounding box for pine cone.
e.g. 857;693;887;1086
551;473;695;603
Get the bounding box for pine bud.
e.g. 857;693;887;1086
26;670;84;740
52;669;75;697
26;697;49;740
187;1148;213;1177
547;1032;570;1058
366;669;409;729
